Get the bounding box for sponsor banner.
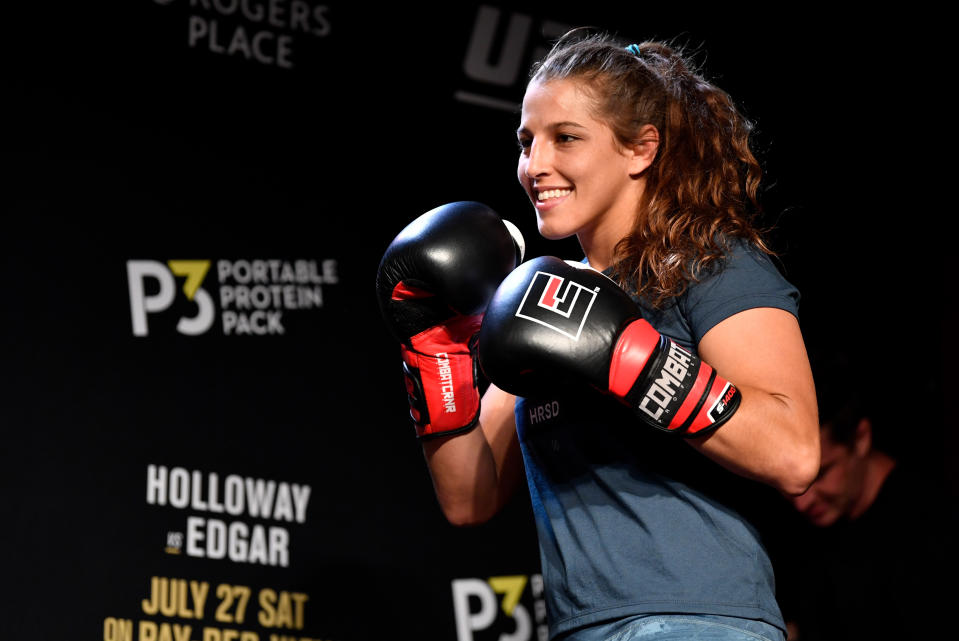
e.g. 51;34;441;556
127;258;339;337
146;464;311;567
452;574;548;641
97;465;333;641
102;576;325;641
456;5;574;112
152;0;333;69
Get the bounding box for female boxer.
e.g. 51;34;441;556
389;30;819;641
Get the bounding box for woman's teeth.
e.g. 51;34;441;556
537;189;571;201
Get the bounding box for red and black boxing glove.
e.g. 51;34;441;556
478;256;740;437
375;201;525;438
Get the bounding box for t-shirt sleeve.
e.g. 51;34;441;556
682;241;800;344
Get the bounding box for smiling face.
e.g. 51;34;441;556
516;78;653;257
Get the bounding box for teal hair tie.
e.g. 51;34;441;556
626;44;642;56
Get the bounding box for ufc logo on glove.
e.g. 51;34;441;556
515;271;600;340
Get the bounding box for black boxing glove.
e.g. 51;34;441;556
376;201;525;438
478;256;740;437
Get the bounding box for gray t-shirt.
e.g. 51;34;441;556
514;241;800;638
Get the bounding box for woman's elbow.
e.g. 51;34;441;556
777;431;821;497
441;505;495;527
435;495;500;527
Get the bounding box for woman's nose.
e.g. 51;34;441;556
525;141;551;178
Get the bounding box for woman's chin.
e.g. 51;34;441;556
535;217;576;241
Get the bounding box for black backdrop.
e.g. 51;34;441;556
2;3;953;640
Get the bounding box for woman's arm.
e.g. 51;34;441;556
688;307;820;496
422;384;524;525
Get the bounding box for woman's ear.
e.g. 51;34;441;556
627;124;660;176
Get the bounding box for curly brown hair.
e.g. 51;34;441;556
530;30;772;307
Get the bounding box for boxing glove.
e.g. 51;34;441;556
376;201;525;438
478;256;740;437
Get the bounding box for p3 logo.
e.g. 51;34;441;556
127;260;215;336
451;574;546;641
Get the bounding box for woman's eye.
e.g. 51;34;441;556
557;134;577;143
517;138;531;151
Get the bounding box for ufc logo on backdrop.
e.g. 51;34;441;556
515;271;599;340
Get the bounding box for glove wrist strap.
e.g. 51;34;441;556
611;319;741;437
401;346;481;439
